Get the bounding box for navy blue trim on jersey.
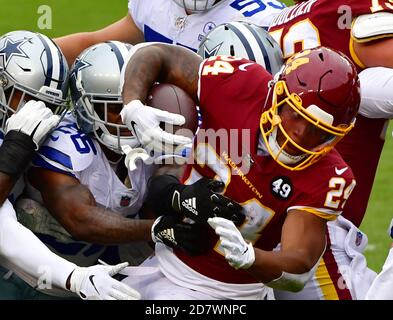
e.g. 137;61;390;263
37;34;53;88
32;154;76;178
144;25;172;44
106;41;124;71
37;233;104;256
246;25;272;73
38;146;73;170
226;23;255;62
0;130;4;141
37;233;86;255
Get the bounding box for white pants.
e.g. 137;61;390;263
275;216;377;300
121;255;219;300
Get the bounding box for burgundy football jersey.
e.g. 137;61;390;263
269;0;390;226
174;56;356;284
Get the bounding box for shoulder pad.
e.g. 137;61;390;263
352;12;393;42
34;115;96;174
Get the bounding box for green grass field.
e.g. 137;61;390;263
1;0;391;272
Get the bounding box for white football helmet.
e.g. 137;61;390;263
0;30;69;131
172;0;222;13
70;41;139;154
198;21;284;75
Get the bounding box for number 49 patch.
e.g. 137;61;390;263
271;176;292;200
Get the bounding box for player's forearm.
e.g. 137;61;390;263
122;43;201;104
122;44;166;104
247;248;317;285
0;173;14;205
68;205;154;244
0;200;76;290
0;131;36;205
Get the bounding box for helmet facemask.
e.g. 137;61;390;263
172;0;221;13
260;80;355;171
72;67;139;154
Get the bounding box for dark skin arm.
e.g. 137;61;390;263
0;173;14;205
28;167;154;245
122;43;202;105
247;209;326;287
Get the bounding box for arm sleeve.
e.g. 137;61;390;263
0;199;76;290
145;174;182;215
359;67;393;119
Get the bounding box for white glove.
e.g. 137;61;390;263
69;262;141;300
388;218;393;239
121;144;150;171
208;217;255;270
5;100;60;149
120;100;192;153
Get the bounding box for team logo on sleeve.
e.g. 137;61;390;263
120;195;131;207
270;176;292;200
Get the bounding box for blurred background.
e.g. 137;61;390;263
1;0;392;272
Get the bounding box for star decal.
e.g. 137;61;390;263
69;58;92;100
0;38;29;67
201;42;223;59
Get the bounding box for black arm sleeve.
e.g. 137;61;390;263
0;131;36;181
145;174;183;216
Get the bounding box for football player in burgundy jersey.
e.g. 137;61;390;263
268;0;393;300
118;43;361;300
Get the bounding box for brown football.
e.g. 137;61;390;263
147;83;198;139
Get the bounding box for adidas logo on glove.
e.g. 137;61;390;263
182;197;198;216
158;228;177;245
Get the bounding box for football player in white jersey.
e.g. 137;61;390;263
0;30;140;300
55;0;286;66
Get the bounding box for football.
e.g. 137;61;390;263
147;83;198;139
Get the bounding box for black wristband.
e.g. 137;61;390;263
146;174;183;215
0;130;36;180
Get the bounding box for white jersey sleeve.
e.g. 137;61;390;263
359;67;393;119
128;0;285;52
32;113;95;179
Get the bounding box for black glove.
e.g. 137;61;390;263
151;215;210;256
171;177;245;225
147;175;245;225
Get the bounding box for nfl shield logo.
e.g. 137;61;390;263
120;196;131;207
355;231;363;246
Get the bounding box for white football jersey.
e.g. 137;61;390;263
19;112;156;266
129;0;285;52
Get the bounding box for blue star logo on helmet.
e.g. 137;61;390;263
69;58;92;101
201;42;223;59
0;38;29;67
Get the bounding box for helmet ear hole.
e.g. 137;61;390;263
230;45;235;56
